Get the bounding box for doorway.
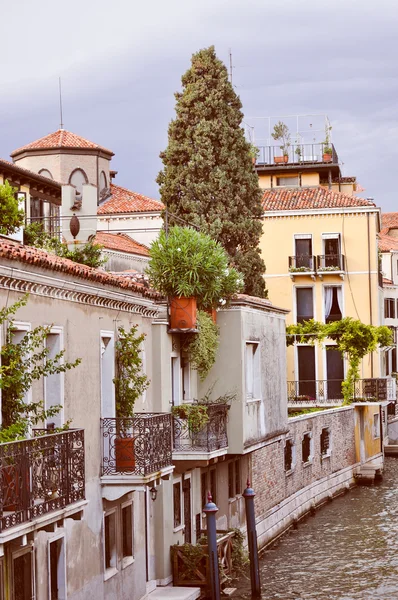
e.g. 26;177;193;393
326;348;344;401
183;478;191;544
297;346;316;399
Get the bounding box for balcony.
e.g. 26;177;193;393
101;414;173;496
0;429;85;534
289;255;316;280
316;254;345;278
255;143;339;172
287;378;396;407
173;404;229;462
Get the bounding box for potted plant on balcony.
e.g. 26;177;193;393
248;143;259;165
271;121;290;163
113;325;150;471
147;226;243;331
323;125;333;162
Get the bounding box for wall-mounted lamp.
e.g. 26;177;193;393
149;486;158;502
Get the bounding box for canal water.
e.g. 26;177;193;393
236;457;398;599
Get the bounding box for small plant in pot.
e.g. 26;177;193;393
248;143;259;165
147;226;243;331
323;124;333;161
113;325;150;472
271;121;290;163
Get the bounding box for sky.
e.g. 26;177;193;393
1;0;398;211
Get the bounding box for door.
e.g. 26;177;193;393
326;348;344;401
12;548;34;600
297;346;316;399
295;238;312;269
325;238;340;268
183;478;191;544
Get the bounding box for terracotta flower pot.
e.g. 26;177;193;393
115;437;136;471
169;297;197;330
274;156;289;164
204;307;217;324
323;153;332;162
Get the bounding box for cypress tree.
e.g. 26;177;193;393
157;46;267;298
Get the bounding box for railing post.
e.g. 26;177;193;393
65;432;71;506
203;492;220;600
243;479;261;598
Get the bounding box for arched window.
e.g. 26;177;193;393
68;168;88;195
38;169;53;180
99;171;107;192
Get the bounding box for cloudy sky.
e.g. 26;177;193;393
1;0;397;210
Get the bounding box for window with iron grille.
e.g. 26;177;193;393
173;482;182;528
320;428;330;457
284;439;294;471
302;433;312;464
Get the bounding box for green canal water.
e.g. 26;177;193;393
235;457;398;599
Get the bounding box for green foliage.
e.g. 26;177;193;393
0;296;81;441
286;318;393;404
157;46;267;298
229;528;249;578
0;180;24;235
172;403;210;433
24;222;106;268
186;311;220;380
248;144;259;160
147;226;243;309
271;121;291;156
113;325;150;420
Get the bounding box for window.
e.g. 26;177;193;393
302;432;312;464
246;342;261;400
234;460;241;496
228;462;234;499
171;356;181;406
45;329;63;429
100;171;107;192
294;235;313;269
228;460;242;499
324;286;342;323
284;439;295;472
276;176;299;187
181;354;191;401
296;287;314;323
385;298;395;319
210;469;217;505
373;413;380;439
104;511;117;572
122;503;133;559
68;168;88;195
173;481;182;528
322;234;341;268
11;547;34;600
100;333;115;418
201;472;207;509
39;168;53;180
320;428;331;457
48;537;66;600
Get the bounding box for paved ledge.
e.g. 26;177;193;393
148;587;200;600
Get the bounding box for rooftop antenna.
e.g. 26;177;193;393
229;48;233;86
59;77;64;130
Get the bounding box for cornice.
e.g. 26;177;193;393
263;206;380;219
0;264;159;317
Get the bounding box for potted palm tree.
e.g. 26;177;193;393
147;226;243;331
271;121;291;163
113;325;150;471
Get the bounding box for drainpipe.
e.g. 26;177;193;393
367;213;374;377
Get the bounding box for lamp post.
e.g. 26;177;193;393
203;492;220;600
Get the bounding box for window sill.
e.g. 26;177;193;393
321;452;331;461
228;495;242;504
173;524;184;534
104;567;119;582
285;467;295;477
246;397;262;404
121;556;135;570
302;460;313;468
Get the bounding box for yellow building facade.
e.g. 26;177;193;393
256;150;385;403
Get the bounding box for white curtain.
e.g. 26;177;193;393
324;287;333;319
336;287;343;316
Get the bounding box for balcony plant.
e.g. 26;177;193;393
248;143;259;165
147;226;243;330
113;325;150;471
271;121;290;163
323;125;333;162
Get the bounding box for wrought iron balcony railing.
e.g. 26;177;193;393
317;254;345;272
255;143;338;166
173;404;229;453
289;255;316;272
288;378;396;405
101;414;173;476
0;429;85;532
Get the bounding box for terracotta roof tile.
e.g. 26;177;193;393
0;159;62;189
383;277;393;285
11;129;113;156
262;187;376;212
382;212;398;229
0;237;160;299
378;231;398;252
94;232;149;256
98;183;163;214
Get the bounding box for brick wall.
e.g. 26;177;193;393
252;407;357;548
